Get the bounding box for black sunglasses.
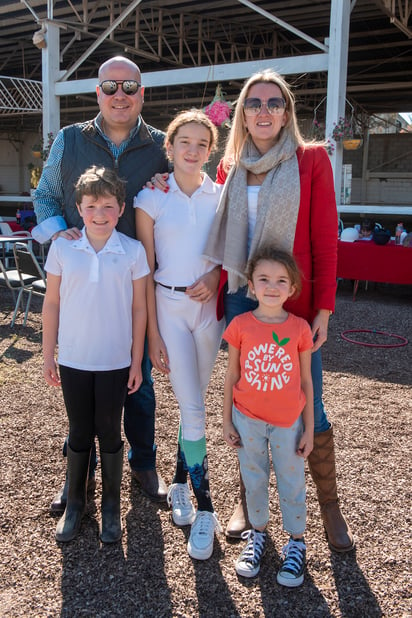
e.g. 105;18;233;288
99;80;141;96
243;97;286;116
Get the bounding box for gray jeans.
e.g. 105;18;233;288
233;406;306;535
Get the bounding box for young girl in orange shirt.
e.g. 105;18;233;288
223;246;314;586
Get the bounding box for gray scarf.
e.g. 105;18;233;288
204;131;300;292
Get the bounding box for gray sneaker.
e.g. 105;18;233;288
277;537;306;587
235;529;266;578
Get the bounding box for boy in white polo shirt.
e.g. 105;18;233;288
42;165;149;544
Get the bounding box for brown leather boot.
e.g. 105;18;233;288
131;469;167;503
308;426;355;553
225;469;251;539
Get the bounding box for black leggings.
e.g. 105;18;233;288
59;365;129;453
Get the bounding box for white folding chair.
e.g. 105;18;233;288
13;241;47;326
0;222;32;267
0;257;37;326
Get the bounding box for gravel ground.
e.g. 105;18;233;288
0;280;411;617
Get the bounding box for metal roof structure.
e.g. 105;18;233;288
0;0;411;132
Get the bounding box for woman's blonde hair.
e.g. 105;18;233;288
165;109;218;158
223;69;305;169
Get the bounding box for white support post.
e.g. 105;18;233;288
42;21;60;143
326;0;351;203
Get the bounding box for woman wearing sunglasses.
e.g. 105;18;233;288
203;69;355;559
149;69;354;560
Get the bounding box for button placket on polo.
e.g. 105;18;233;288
188;194;197;225
72;237;101;282
89;251;100;282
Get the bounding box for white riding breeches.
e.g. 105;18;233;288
155;285;224;442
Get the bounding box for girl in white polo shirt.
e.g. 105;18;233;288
134;110;223;560
43;166;149;545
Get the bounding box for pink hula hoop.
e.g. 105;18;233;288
341;329;409;348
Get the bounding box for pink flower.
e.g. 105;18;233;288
332;116;354;142
204;100;231;127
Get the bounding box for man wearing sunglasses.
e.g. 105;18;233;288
33;56;169;509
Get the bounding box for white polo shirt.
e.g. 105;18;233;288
45;228;149;371
134;173;221;286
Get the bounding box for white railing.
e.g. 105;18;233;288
0;196;33;202
338;205;412;216
0;76;42;114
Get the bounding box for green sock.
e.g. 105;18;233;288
179;434;213;512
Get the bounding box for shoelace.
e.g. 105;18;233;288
192;511;222;536
167;483;191;508
239;529;266;566
280;538;306;574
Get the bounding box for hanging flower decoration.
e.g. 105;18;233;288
331;117;355;142
311;118;325;140
325;139;335;156
311;98;363;155
311;118;335;156
204;84;232;127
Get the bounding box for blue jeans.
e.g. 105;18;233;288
224;285;330;434
62;339;156;473
124;338;157;471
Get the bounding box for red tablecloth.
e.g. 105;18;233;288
4;221;35;233
337;240;412;285
6;221;24;232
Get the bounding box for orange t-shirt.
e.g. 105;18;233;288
223;311;313;427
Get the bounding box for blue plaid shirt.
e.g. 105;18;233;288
32;114;142;243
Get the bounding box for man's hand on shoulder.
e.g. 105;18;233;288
52;227;82;241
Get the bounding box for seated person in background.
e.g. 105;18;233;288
402;232;412;247
358;218;375;240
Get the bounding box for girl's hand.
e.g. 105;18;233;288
43;359;61;387
223;421;241;448
128;366;143;394
186;268;220;304
148;332;170;374
143;172;170;192
296;430;313;458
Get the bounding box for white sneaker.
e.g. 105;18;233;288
167;483;196;526
187;511;221;560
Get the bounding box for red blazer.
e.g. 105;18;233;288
215;145;338;324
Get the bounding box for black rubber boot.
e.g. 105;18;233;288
50;472;96;514
55;445;91;543
100;443;124;543
50;439;97;513
50;474;69;514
